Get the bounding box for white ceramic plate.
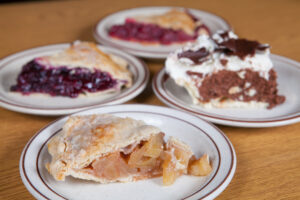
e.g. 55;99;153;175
94;7;231;59
20;104;236;200
0;44;149;115
153;54;300;127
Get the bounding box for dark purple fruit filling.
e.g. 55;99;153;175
10;60;118;98
108;18;210;45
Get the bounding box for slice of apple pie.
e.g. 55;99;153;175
46;114;212;185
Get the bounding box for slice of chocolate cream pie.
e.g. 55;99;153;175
166;31;285;109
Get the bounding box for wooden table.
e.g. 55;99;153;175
0;0;299;199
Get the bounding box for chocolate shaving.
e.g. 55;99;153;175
216;38;269;59
220;59;228;66
219;32;230;40
178;47;210;64
186;71;203;78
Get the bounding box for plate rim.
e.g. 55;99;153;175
93;6;232;59
0;43;149;115
19;104;236;200
152;54;300;127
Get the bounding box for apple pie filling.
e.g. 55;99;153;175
80;133;212;185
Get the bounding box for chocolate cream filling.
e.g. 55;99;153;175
188;69;285;109
178;31;285;108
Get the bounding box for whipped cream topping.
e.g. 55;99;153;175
165;31;273;87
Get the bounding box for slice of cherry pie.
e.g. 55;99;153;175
109;9;210;45
10;41;132;98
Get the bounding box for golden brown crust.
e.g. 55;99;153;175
132;9;200;35
46;114;161;181
37;41;132;87
46;114;204;185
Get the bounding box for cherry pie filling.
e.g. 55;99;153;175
109;18;210;45
10;60;119;98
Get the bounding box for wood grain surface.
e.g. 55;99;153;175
0;0;299;199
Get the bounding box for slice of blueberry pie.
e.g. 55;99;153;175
109;9;210;45
10;41;132;98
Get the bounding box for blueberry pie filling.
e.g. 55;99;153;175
11;60;119;98
10;41;133;98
